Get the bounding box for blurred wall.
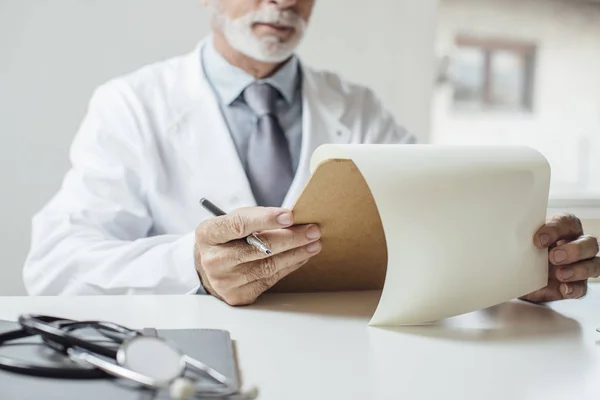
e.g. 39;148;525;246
432;0;600;196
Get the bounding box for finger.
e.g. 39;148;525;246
549;235;599;265
556;257;600;282
220;260;310;307
534;213;583;249
233;241;322;286
209;224;322;266
559;281;588;299
245;259;310;300
522;279;588;302
196;207;294;245
520;279;563;303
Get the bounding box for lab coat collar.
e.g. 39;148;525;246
165;39;350;210
167;38;348;129
202;36;300;106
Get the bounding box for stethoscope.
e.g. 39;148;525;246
0;314;253;399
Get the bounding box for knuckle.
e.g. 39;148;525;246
253;280;270;297
549;213;568;226
228;244;250;267
241;265;262;282
552;212;572;225
228;214;248;237
260;257;278;278
201;249;225;271
549;213;562;222
565;213;582;231
195;222;208;243
200;252;217;270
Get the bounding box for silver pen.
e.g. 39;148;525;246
199;198;273;255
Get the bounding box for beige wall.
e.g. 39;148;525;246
433;0;600;197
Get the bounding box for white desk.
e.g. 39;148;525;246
0;288;599;400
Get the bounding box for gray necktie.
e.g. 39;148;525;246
243;82;294;207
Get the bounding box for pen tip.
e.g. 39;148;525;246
266;250;273;255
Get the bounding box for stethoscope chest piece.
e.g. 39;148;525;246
117;336;186;386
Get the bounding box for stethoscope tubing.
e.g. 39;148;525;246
0;314;135;379
0;314;242;398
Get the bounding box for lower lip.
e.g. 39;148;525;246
254;23;294;33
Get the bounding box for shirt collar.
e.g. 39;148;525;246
202;36;300;106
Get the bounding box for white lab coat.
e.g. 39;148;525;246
23;40;415;295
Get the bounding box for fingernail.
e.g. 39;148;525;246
561;284;573;296
306;225;321;240
553;250;567;264
560;268;574;281
307;241;321;253
539;233;550;247
277;213;292;226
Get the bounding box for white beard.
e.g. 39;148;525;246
210;3;307;63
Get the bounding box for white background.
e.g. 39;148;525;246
0;0;438;295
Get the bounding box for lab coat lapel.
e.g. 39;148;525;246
281;66;351;209
168;41;352;212
168;41;257;212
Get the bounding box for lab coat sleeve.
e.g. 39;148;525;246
359;88;418;145
23;82;202;295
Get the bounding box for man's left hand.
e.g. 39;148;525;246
521;213;600;302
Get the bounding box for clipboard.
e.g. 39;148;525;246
268;144;551;326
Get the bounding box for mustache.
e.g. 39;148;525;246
251;6;303;27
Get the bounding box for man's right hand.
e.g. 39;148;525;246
194;207;322;306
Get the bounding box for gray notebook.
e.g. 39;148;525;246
0;320;240;399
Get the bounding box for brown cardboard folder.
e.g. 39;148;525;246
269;158;388;293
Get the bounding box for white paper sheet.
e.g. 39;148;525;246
311;144;551;325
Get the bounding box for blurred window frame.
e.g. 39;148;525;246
451;36;537;113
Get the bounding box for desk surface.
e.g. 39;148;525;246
0;289;599;400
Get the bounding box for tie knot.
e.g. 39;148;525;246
243;82;279;117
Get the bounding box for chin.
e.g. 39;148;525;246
223;18;306;64
258;38;298;61
229;33;303;63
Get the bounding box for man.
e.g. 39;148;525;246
23;0;600;305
